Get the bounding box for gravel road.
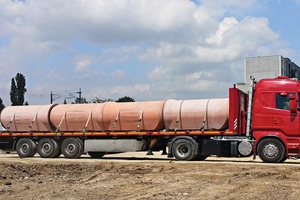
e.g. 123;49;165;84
0;152;300;200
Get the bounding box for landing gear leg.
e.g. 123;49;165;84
161;147;167;155
146;140;154;155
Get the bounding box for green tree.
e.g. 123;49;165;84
116;96;135;102
10;78;17;105
73;97;88;104
92;97;114;103
0;98;5;113
10;73;27;106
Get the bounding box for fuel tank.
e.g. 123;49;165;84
0;104;56;132
163;98;229;131
49;103;106;132
102;101;165;131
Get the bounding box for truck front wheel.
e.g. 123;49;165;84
16;138;37;158
172;139;196;161
257;138;285;163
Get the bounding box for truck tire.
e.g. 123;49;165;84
61;137;83;159
88;152;106;159
172;139;196;161
16;138;37;158
257;138;285;163
279;156;287;163
37;138;60;158
194;155;208;161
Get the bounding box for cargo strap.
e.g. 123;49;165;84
175;100;184;131
28;106;41;131
7;107;19;130
112;111;120;130
201;99;210;131
137;103;145;131
56;111;67;132
83;110;93;133
56;105;71;133
29;111;38;131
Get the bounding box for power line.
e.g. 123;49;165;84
0;89;49;96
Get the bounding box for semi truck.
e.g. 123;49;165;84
0;76;299;163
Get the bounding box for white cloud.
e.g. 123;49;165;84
75;58;91;72
90;83;150;101
100;46;141;64
206;17;239;46
148;65;172;80
185;71;215;81
144;14;288;93
0;0;297;104
111;70;125;79
134;83;150;93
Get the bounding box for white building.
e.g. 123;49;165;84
244;55;300;84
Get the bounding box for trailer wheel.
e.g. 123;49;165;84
88;152;106;159
172;139;196;161
37;138;60;158
16;138;37;158
257;138;285;163
61;138;83;159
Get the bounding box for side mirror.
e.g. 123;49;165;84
290;94;296;100
290;94;297;113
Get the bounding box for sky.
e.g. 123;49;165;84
0;0;300;105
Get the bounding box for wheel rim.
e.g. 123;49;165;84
61;138;83;158
41;143;51;154
66;143;76;154
175;143;190;158
20;143;30;154
263;143;278;158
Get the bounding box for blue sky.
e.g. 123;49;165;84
0;0;300;105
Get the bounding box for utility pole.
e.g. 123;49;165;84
50;91;60;104
76;88;82;104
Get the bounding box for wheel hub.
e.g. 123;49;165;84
66;143;76;153
263;143;278;158
176;143;189;157
42;143;51;154
21;143;29;154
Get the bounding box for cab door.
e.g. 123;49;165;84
273;92;300;136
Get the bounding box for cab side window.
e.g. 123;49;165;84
275;93;294;110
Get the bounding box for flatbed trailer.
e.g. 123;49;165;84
0;83;250;161
0;130;245;160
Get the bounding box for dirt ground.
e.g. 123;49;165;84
0;152;300;200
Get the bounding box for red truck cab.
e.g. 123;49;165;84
252;76;300;162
